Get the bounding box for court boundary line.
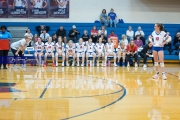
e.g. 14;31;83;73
39;79;52;98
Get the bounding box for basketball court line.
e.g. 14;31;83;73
39;79;52;98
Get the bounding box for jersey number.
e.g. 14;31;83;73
156;37;159;41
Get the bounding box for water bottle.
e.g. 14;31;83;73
108;59;111;67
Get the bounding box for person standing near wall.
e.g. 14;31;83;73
0;26;12;69
108;8;117;27
100;9;108;27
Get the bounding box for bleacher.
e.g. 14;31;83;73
1;22;179;63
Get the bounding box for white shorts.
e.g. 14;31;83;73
56;51;65;56
76;52;85;57
86;52;96;56
97;52;104;56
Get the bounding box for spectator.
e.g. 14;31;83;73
91;26;98;43
126;40;138;67
126;26;134;42
145;35;151;45
52;33;58;43
36;25;50;36
68;25;80;43
108;8;117;27
40;30;50;43
119;34;128;46
33;34;38;42
24;29;33;38
56;26;67;44
82;30;89;42
164;32;172;53
134;35;143;48
99;35;107;44
140;42;154;68
135;27;145;45
108;30;117;38
173;32;180;50
98;26;107;41
100;9;108;27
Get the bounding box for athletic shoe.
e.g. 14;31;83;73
127;63;130;67
77;63;79;67
114;63;117;67
135;63;138;68
81;63;84;67
43;63;46;67
162;74;167;80
97;62;99;67
72;61;75;67
152;74;159;79
52;63;55;67
103;63;106;67
143;64;147;68
56;62;58;67
62;62;64;67
66;62;69;67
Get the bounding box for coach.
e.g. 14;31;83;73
0;25;12;69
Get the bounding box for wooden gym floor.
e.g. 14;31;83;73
0;64;180;120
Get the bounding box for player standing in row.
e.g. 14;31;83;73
150;23;169;80
95;38;105;66
34;37;44;66
105;38;117;67
44;37;55;67
66;40;76;66
57;0;67;8
117;43;126;66
55;37;65;67
86;38;96;66
76;38;86;67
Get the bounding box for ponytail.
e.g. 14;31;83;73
156;23;164;31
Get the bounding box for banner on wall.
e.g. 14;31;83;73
8;0;28;18
49;0;69;18
0;0;8;18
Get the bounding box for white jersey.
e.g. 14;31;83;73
66;45;75;53
151;31;168;47
15;0;22;7
11;38;29;50
106;43;114;53
118;45;126;52
45;42;54;52
35;42;44;51
86;43;95;53
75;43;86;53
55;42;64;52
95;43;105;53
58;0;67;8
34;0;44;8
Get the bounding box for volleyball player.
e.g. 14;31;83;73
86;38;96;66
150;23;170;80
55;37;65;67
34;37;44;66
95;37;105;66
66;40;76;67
117;43;126;66
105;38;117;67
75;38;86;67
44;37;55;67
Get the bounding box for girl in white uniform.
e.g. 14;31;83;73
117;43;126;66
75;38;86;67
55;37;65;67
44;37;55;67
33;0;47;8
150;23;169;80
86;38;96;67
66;40;76;66
105;38;117;67
57;0;67;8
34;37;44;66
95;37;105;66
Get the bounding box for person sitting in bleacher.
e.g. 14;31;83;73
52;33;58;43
43;37;55;67
55;37;65;67
119;34;128;46
117;43;127;67
25;28;33;38
145;35;151;45
126;40;138;68
105;38;117;67
56;26;67;44
98;26;107;42
135;27;145;45
108;8;117;27
36;25;50;36
95;38;105;67
139;42;154;69
100;9;108;27
126;26;134;42
82;30;89;42
134;35;143;48
86;38;96;67
34;37;44;66
66;40;76;67
91;26;98;43
68;25;80;43
40;30;50;44
75;38;86;67
108;30;118;38
173;32;180;50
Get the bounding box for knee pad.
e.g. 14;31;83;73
160;62;165;67
154;62;159;67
